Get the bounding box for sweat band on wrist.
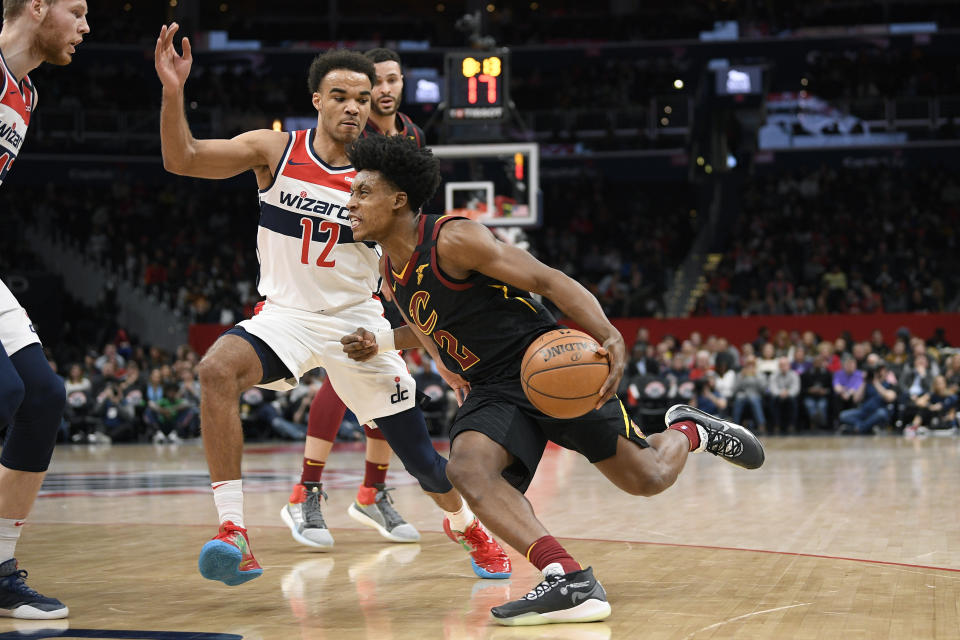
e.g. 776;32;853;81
374;329;396;353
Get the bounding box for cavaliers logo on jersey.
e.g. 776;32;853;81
416;264;429;285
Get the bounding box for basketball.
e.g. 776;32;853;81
521;328;610;419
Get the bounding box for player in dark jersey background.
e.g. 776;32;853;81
360;48;424;147
0;0;89;620
340;134;765;626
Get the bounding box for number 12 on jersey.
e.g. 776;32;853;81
299;217;339;267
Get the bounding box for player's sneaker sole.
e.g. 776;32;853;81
471;557;511;579
493;598;612;626
198;540;263;586
347;502;420;543
0;604;70;620
280;505;334;550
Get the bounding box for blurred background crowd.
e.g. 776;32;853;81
4;0;960;445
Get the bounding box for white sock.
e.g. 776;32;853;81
693;424;709;452
0;517;23;562
212;479;244;528
444;500;476;532
542;562;565;578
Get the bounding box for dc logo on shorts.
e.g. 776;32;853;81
390;376;409;404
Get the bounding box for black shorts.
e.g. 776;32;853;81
449;378;649;493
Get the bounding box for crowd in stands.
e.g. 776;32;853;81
695;165;960;317
50;333;453;446
0;166;689;333
47;321;960;446
79;1;960;48
620;325;959;436
800;45;960;102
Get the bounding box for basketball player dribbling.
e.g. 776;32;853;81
154;24;510;586
0;0;89;620
340;135;765;626
283;47;431;553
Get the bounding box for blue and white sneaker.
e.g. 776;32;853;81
0;558;68;619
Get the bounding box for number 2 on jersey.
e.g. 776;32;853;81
299;217;339;267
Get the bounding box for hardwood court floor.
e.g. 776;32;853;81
2;435;958;640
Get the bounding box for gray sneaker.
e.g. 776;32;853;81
664;404;765;469
347;484;420;542
281;482;334;550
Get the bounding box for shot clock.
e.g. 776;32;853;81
444;50;510;121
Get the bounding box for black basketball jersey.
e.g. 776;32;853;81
385;215;559;383
360;111;425;148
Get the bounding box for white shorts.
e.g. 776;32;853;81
0;279;41;356
237;297;415;426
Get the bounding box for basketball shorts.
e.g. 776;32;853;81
235;297;415;426
0;279;41;356
450;378;648;493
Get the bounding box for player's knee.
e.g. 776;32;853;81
197;356;238;395
21;365;66;416
0;377;25;426
413;464;452;494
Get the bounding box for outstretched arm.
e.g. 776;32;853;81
155;23;283;180
437;219;625;408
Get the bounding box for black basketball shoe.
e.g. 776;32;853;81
664;404;765;469
490;566;611;626
0;559;68;619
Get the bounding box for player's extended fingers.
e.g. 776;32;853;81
181;36;192;61
596;373;617;409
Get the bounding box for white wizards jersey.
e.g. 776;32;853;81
0;49;36;186
257;129;381;312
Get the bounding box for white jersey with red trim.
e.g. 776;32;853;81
256;129;381;312
0;49;37;186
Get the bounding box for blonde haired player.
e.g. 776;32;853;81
0;0;89;619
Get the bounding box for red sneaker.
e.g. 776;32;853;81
443;518;512;579
198;521;263;586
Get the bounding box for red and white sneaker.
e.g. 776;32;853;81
198;521;263;586
444;518;512;579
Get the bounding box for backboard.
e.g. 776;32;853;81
431;142;540;228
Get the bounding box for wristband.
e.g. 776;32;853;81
374;329;396;353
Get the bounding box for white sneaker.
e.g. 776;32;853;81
87;432;112;445
151;430;167;444
167;431;182;444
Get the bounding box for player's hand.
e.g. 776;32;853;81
155;23;193;90
596;334;626;410
436;363;471;406
341;327;378;362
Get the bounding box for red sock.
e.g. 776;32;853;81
307;380;348;441
356;485;378;506
363;459;388;488
301;457;325;484
526;535;581;575
668;420;700;451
